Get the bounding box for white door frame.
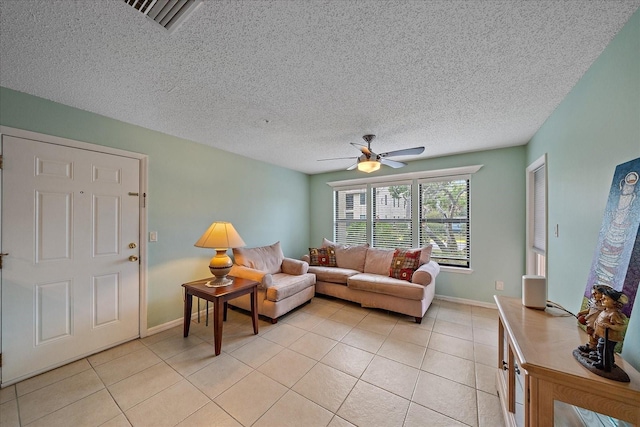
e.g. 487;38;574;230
526;153;547;277
0;126;149;360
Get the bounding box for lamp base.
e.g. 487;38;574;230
205;276;233;287
207;250;233;287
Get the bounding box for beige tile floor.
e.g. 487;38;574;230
1;297;504;427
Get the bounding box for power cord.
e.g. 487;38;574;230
546;300;578;318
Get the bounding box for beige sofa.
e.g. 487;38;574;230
303;239;440;323
228;241;316;323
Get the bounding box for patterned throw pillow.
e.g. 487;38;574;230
389;248;422;281
309;247;337;267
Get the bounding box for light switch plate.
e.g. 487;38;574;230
149;231;158;242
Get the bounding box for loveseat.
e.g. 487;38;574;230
228;241;316;323
302;239;440;323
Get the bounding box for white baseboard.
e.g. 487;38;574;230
434;294;497;310
145;307;213;336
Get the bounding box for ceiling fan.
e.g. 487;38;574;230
319;135;425;173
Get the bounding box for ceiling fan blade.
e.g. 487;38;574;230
317;156;355;162
380;158;407;168
347;162;358;171
379;146;425;158
350;142;371;157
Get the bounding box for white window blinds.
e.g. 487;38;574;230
372;183;413;249
334;187;367;245
419;178;470;268
533;165;546;253
329;165;481;269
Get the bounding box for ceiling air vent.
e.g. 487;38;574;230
124;0;203;33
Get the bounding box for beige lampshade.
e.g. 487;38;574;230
195;222;245;286
357;160;381;173
194;221;246;249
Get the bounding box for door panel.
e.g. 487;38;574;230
36;280;72;344
93;273;120;326
36;190;73;261
94;194;120;255
1;135;140;385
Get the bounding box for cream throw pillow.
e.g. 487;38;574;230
233;241;284;274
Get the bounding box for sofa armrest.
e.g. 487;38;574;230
411;261;440;286
230;265;273;289
282;257;309;275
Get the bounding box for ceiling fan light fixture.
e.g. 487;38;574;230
357;159;381;173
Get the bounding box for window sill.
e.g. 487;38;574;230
439;266;474;274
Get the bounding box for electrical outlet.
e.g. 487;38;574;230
496;280;504;291
149;231;158;242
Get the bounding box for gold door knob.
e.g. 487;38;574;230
129;243;137;249
129;255;138;262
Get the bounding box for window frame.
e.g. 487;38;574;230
526;154;547;277
329;165;482;272
418;177;471;268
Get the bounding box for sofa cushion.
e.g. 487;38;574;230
347;273;425;300
364;247;395;275
233;241;284;274
309;247;337;267
308;265;360;284
321;238;369;271
335;245;369;271
419;245;433;264
265;273;316;302
389;248;421;281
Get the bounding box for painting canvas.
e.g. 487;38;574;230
580;156;640;352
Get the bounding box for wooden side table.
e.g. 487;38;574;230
495;295;640;426
183;276;259;355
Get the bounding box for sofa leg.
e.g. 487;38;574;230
270;318;278;324
415;317;422;324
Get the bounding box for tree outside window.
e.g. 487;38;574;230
420;180;469;267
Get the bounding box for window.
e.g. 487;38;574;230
419;179;470;267
334;188;367;245
527;155;547;276
330;166;481;270
373;184;413;249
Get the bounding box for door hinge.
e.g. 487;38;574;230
0;253;8;269
0;154;3;169
143;192;146;208
0;353;3;367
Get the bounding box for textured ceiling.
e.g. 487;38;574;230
1;1;638;174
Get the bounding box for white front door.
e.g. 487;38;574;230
1;135;141;385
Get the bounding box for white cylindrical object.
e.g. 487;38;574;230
522;275;547;309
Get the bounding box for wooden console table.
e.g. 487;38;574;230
495;295;640;426
183;276;259;355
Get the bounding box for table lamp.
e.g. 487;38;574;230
194;221;246;287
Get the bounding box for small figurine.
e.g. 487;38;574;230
592;288;629;372
576;284;608;354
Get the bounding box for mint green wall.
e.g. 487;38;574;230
527;10;639;369
0;87;310;328
309;146;527;304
